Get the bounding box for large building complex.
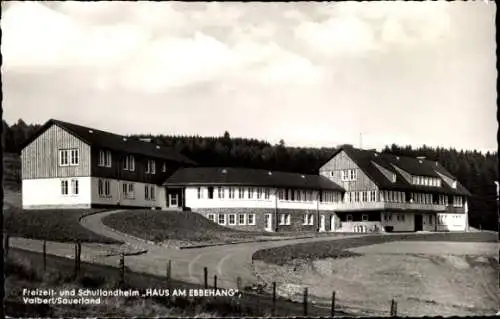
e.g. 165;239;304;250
21;119;470;232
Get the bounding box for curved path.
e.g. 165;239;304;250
78;210;363;289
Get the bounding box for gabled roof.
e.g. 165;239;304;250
22;119;196;165
164;167;345;191
324;145;470;196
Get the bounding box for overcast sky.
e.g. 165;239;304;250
2;1;497;152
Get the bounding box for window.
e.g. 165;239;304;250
70;149;79;165
217;187;224;199
341;170;349;181
384;213;392;221
123;155;135;171
229;188;235;199
256;188;262;199
238;187;245;199
279;214;291;226
105;180;111;197
453;196;463;207
238;214;246;225
98;180;104;197
228;214;236;225
308;214;314;225
197;187;203;199
208;214;216;222
208;187;214;199
346;214;353;222
248;187;254;199
125;183;134;198
354;192;360;202
70;179;78;195
362;214;368;221
247;214;256;225
61;180;69;195
122;183;128;196
264;188;270;199
349;169;357;181
370;191;376;202
104;180;111;197
303;213;314;225
362;191;368;202
150;186;155;200
278;189;285;200
98;150;112;167
146;160;156;174
218;214;226;225
59;150;69;166
428;215;433;224
145;185;149;200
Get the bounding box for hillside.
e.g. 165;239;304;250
2;119;498;231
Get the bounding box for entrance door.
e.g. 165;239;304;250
319;215;326;232
265;214;273;231
414;214;423;231
169;194;179;208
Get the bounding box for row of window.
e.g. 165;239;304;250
344;190;464;207
97;150;166;174
208;213;256;226
61;179;79;195
412;176;442;187
59;149;80;166
197;187;342;203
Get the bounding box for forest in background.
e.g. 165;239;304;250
2;119;498;231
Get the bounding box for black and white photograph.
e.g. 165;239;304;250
2;1;498;317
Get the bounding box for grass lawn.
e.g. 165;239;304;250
253;232;498;265
101;210;326;244
3;207;121;244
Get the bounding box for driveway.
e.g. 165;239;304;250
11;210;363;290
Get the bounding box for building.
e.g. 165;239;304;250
319;145;471;232
164;167;345;232
21;119;470;232
20;119;195;209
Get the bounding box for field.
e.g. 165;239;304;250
252;232;499;316
101;210;331;245
3;207;121;244
252;232;498;265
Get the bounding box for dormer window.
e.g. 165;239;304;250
341;169;357;181
122;155;135;171
452;180;457;189
98;150;112;167
146;160;156;174
392;173;396;183
162;162;167;173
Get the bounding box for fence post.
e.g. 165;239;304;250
166;260;172;290
331;291;336;317
43;240;47;272
303;287;308;317
214;275;217;290
204;267;208;289
390;299;397;317
272;281;277;317
77;242;82;273
73;243;78;279
119;253;125;286
4;234;10;259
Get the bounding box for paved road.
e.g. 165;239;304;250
11;210;362;290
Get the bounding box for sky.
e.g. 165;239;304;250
2;1;497;152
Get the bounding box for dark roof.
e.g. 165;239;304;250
164;167;345;191
325;146;470;196
22;119;196;165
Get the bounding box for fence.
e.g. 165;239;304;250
4;236;400;317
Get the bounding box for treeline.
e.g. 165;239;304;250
2;119;498;230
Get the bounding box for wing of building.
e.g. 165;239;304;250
21;120;471;233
